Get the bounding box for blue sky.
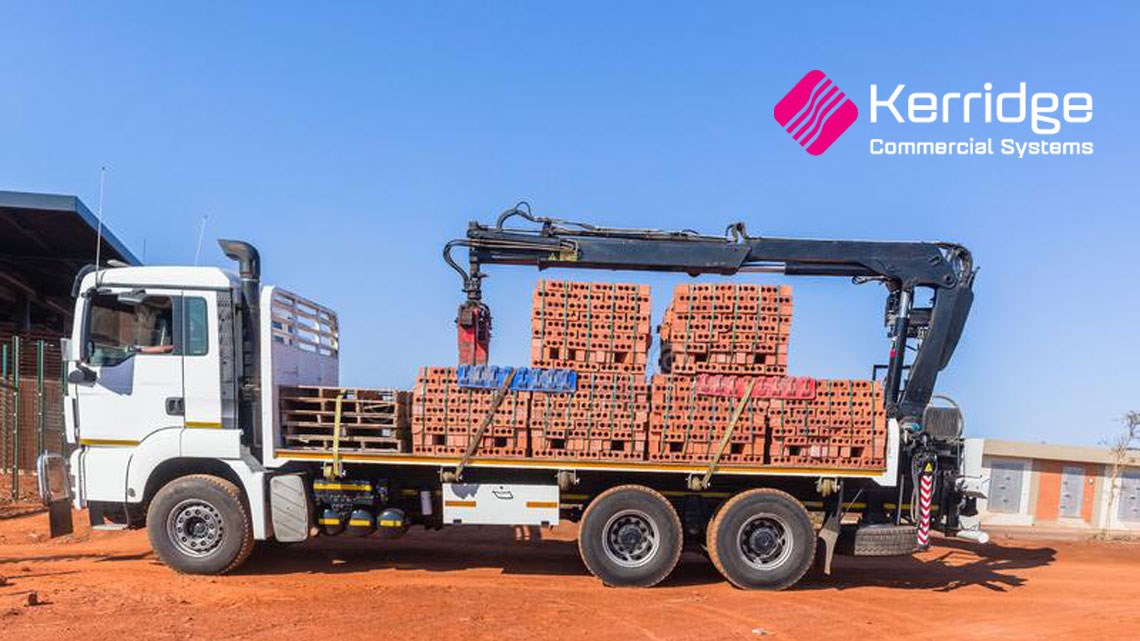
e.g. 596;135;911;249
1;3;1136;445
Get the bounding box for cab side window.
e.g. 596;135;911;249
86;294;176;366
185;297;209;356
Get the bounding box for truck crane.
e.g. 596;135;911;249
37;203;987;590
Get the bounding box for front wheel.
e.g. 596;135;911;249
578;485;683;587
707;488;815;590
146;474;254;575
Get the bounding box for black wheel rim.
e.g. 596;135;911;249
602;509;659;568
736;513;793;571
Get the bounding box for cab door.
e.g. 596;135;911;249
71;288;185;501
180;291;227;432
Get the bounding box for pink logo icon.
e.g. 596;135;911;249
774;70;859;156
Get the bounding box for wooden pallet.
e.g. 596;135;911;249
279;385;411;453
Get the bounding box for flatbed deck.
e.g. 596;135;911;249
274;439;897;481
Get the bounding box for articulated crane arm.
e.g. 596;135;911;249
444;204;976;426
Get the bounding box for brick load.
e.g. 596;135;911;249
405;279;888;471
411;367;530;458
648;375;770;464
766;379;887;468
530;280;651;374
530;372;649;461
659;284;791;375
647;375;886;468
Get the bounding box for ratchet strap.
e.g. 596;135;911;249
323;391;347;480
690;377;757;490
447;368;518;482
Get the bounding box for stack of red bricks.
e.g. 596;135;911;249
650;283;886;469
410;279;886;469
530;372;649;460
531;280;651;373
410;367;530;458
649;375;769;463
659;284;791;375
650;284;789;464
766;380;887;468
410;280;652;461
529;280;651;460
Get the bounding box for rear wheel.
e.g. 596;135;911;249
146;474;254;575
707;488;815;590
578;485;683;587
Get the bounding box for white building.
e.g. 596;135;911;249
963;438;1140;533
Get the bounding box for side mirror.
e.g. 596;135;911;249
60;338;76;363
68;366;97;385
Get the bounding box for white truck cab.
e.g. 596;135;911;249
60;244;338;568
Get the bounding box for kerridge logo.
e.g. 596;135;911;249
870;82;1093;135
773;70;859;156
773;71;1097;158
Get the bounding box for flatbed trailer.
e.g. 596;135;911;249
38;207;987;590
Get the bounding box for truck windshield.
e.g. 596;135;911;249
86;294;176;366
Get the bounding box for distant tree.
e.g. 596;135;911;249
1103;411;1140;534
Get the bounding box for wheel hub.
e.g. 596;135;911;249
748;527;778;555
602;510;659;568
738;513;793;571
618;524;645;549
168;499;225;558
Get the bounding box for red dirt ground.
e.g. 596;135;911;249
0;509;1137;641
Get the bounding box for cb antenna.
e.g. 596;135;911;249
194;214;209;266
94;166;106;283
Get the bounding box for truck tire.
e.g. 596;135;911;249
578;485;683;587
706;488;815;590
836;524;919;557
146;474;254;575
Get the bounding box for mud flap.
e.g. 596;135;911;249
37;453;74;538
48;500;74;537
270;474;311;543
817;510;841;575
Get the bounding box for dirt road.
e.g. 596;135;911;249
0;509;1137;641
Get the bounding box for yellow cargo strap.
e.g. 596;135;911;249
689;377;757;491
323;391;347;480
442;369;518;483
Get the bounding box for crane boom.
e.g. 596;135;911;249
445;205;976;424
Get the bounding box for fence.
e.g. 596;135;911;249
0;333;66;504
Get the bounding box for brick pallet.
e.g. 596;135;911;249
530;280;651;373
648;376;886;467
411;368;649;461
280;386;410;452
766;380;887;468
530;372;649;461
659;284;791;375
412;367;530;458
648;375;769;464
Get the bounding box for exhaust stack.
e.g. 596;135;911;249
218;239;263;452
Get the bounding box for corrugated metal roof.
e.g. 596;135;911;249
0;189;140;301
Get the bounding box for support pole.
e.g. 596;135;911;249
1;343;8;477
37;340;44;460
12;335;20;501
